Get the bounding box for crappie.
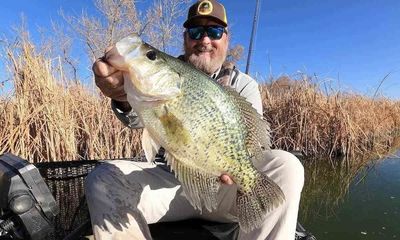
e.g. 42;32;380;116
107;34;285;232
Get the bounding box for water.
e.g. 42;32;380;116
300;149;400;240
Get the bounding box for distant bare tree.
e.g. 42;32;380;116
226;44;244;65
48;21;78;83
145;0;190;53
62;0;189;61
62;0;145;61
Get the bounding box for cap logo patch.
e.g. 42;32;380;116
198;1;213;15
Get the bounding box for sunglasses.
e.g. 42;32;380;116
187;26;227;40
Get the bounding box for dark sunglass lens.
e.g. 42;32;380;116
188;27;204;40
207;27;224;40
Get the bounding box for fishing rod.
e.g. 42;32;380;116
245;0;262;74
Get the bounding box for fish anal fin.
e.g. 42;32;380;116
164;152;220;212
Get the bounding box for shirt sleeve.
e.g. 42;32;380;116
111;100;144;129
235;73;263;115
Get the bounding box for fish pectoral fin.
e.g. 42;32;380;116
164;152;221;212
142;128;161;162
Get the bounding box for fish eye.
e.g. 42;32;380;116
146;50;157;61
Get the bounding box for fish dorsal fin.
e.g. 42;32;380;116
141;128;161;162
164;151;220;212
223;86;271;161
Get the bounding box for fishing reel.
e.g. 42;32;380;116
0;153;59;240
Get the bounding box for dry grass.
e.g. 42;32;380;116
0;33;399;163
0;33;142;162
262;76;400;159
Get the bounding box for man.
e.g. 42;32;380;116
87;0;304;239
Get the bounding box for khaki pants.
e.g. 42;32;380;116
85;150;304;240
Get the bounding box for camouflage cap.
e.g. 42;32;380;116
183;0;228;28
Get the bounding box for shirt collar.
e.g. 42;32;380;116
211;67;222;79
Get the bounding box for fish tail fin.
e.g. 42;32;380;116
237;174;285;232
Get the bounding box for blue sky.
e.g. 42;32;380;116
1;0;399;99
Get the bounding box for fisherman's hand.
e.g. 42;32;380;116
93;49;131;111
220;174;234;185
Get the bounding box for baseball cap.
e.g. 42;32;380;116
183;0;228;28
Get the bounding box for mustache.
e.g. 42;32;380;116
194;44;214;52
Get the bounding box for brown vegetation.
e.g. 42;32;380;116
262;76;400;159
0;33;141;162
0;0;399;163
1;34;399;163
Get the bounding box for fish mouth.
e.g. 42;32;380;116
115;34;153;69
116;34;143;58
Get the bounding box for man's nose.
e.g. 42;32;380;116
200;34;211;44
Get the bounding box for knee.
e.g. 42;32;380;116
85;163;114;198
85;161;148;202
85;162;128;198
263;150;304;198
279;150;304;181
278;150;304;196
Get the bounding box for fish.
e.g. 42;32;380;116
107;34;285;232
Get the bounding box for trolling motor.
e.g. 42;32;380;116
0;153;59;240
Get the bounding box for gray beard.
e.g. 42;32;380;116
184;44;227;75
187;53;224;75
